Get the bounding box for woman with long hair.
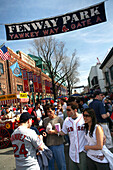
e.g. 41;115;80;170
83;108;110;170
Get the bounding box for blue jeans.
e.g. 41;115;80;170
48;144;66;170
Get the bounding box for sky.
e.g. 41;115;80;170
0;0;113;93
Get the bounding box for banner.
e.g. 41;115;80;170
10;61;22;77
22;69;29;92
28;72;34;92
37;75;42;93
33;74;39;92
45;80;48;93
5;2;106;41
45;80;50;93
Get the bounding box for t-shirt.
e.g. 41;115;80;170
89;99;107;123
43;116;64;146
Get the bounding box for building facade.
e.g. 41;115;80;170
0;47;52;103
100;47;113;93
0;47;67;102
88;63;106;92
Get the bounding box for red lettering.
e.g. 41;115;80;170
43;30;49;35
71;24;76;29
12;144;19;157
25;33;29;37
34;31;39;36
14;34;19;39
19;144;28;157
9;34;14;39
77;22;82;28
78;126;84;131
81;20;86;26
30;32;35;37
49;29;55;34
96;16;102;23
68;127;73;132
54;27;59;33
12;144;28;158
87;19;92;26
78;126;81;131
19;33;24;38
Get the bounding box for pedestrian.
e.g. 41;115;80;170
11;112;44;170
56;103;64;120
60;98;67;112
58;102;87;170
89;91;113;152
83;108;112;170
79;97;89;109
43;105;66;170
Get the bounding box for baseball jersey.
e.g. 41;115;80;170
11;125;43;170
62;114;87;163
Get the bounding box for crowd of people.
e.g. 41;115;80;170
0;91;113;170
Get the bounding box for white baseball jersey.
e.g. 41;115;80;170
11;125;43;170
62;114;87;163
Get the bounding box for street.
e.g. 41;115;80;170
0;145;69;170
0;147;16;170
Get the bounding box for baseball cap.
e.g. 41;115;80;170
20;112;33;123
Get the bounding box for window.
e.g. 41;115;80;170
0;63;4;75
91;76;98;86
105;72;109;83
17;84;23;91
110;65;113;80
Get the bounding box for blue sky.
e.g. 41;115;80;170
0;0;113;92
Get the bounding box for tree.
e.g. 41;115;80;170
29;37;79;99
61;52;79;95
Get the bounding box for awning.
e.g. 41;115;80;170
0;99;20;105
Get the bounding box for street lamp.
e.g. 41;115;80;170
29;80;35;107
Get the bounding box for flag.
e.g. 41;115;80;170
22;69;29;92
10;62;22;77
0;45;11;61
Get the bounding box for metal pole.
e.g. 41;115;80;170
31;82;35;107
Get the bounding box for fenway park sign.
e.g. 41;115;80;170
5;2;106;41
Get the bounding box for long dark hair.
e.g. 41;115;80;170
83;108;97;137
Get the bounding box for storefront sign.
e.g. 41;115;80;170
20;93;27;98
0;94;17;101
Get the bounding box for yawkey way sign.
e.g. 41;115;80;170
5;2;106;41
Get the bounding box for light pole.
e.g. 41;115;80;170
29;80;35;107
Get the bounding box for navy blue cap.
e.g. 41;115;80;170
20;112;33;123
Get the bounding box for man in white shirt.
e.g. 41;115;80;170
58;103;87;170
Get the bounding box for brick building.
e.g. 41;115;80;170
0;47;52;103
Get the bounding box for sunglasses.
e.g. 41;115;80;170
83;114;91;117
47;110;52;113
66;109;71;111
